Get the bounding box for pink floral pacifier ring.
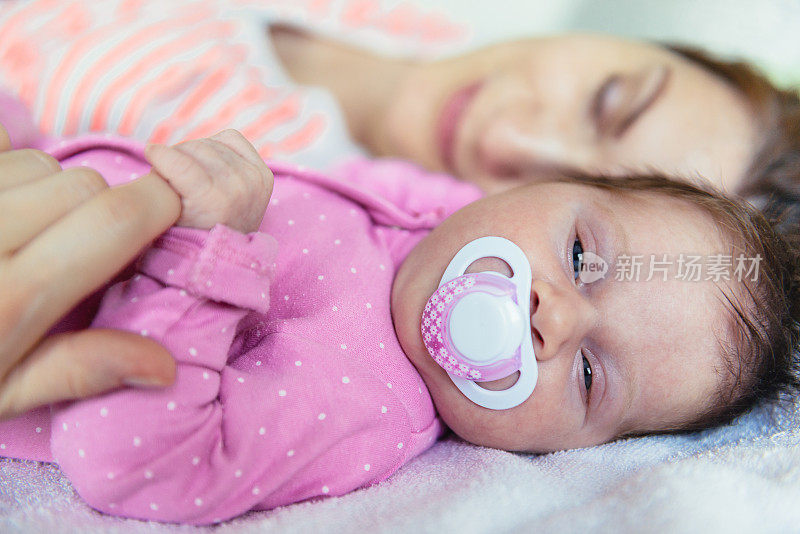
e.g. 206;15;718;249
421;236;537;410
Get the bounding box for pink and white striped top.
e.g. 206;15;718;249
0;0;465;167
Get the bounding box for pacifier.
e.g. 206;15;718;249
421;236;537;410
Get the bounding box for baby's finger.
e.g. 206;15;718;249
0;329;176;421
175;137;238;177
209;129;264;168
145;143;212;195
0;124;10;152
0;167;108;253
0;149;62;190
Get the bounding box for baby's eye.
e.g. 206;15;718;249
582;355;593;392
572;238;584;281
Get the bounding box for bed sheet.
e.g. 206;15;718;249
4;399;800;533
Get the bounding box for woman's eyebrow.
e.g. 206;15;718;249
617;65;672;136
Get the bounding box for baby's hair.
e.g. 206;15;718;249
552;171;800;434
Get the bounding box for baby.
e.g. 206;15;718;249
1;127;798;525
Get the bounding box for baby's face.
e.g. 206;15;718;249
392;182;737;452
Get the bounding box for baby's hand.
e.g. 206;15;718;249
144;130;273;233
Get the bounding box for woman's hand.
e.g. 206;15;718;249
145;130;274;233
0;124;180;421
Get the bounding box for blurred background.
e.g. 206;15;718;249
436;0;799;88
280;0;800;89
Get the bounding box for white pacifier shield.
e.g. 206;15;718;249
431;236;538;410
449;292;526;363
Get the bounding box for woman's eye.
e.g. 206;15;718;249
572;237;584;281
582;355;593;392
591;75;623;134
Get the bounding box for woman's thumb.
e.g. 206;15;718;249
0;329;175;420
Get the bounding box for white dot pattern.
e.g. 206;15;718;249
14;166;472;520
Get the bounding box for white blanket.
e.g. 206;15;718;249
3;398;800;532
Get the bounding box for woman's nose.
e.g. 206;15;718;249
477;115;591;177
529;279;593;362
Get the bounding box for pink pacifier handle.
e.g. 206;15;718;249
421;272;523;381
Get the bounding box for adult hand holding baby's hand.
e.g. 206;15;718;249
145;130;274;233
0;123;179;421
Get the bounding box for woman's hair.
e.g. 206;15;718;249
555;171;800;434
667;45;800;235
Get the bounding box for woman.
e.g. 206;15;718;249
1;14;797;415
270;26;800;199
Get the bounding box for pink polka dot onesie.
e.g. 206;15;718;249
0;93;483;524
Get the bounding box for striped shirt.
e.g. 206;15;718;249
0;0;464;167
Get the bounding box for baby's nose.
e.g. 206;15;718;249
529;280;589;362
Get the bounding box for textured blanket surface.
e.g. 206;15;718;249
3;398;800;533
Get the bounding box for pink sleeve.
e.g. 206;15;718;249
0;89;48;149
50;224;281;524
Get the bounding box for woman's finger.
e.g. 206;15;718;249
0;167;108;253
0;149;62;190
0;172;180;367
0;329;176;421
0;124;10;152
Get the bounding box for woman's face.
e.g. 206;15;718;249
378;35;757;194
391;182;738;452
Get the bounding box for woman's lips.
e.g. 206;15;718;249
437;81;483;173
